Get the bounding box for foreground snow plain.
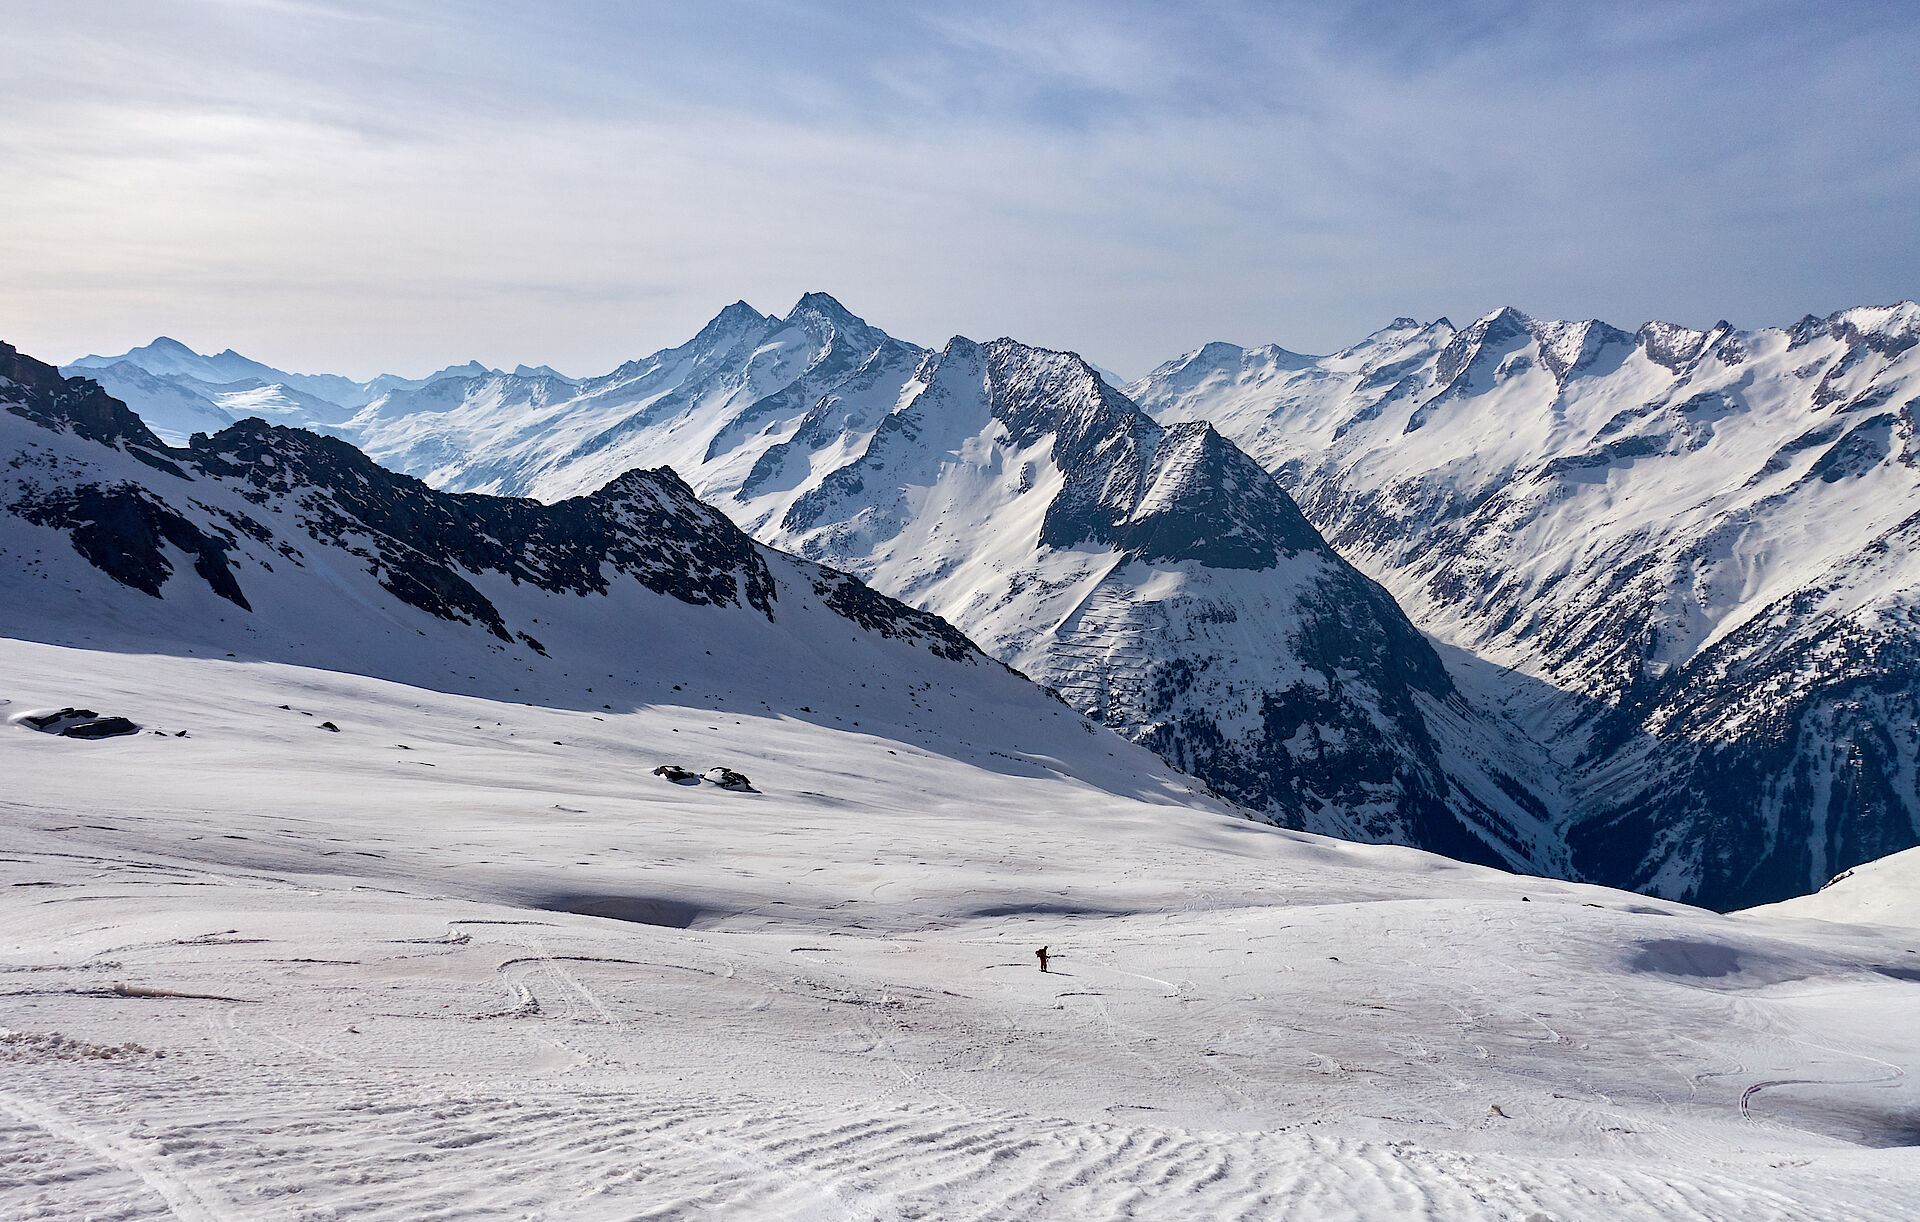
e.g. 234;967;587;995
4;639;1918;1220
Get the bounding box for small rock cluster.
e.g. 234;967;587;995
652;764;755;792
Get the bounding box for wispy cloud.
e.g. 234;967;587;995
3;0;1916;378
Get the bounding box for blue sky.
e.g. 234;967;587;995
4;0;1916;378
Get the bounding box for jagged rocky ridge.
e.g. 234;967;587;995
183;300;1561;870
1133;303;1920;907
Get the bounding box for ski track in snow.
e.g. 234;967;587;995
0;1088;241;1221
3;1080;1913;1222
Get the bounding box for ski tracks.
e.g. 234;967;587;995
4;1076;1912;1221
0;1088;241;1222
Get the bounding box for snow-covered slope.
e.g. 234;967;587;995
4;638;1919;1220
331;303;1557;869
1745;845;1920;931
1132;304;1920;908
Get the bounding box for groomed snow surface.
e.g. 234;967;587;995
4;640;1918;1220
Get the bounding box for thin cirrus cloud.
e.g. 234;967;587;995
2;0;1915;380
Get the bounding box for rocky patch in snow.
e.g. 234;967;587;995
11;707;140;739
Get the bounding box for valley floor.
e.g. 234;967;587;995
3;640;1917;1221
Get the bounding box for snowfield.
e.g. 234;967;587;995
4;638;1918;1220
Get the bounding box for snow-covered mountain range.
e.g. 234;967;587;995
1133;304;1920;908
61;294;1920;909
64;337;569;445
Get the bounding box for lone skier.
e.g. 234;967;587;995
1036;946;1050;973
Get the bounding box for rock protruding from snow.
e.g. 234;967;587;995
749;329;1555;868
703;766;754;791
12;707;140;738
4;342;168;451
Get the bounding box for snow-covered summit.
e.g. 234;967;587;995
511;362;577;382
69;336;369;412
60;291;1920;909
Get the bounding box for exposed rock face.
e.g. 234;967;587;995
4;342;168;450
1133;302;1920;907
185;420;780;637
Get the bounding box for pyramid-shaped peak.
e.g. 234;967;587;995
1477;305;1535;333
684;300;777;349
787;291;862;320
783;293;906;360
703;300;772;332
1432;308;1538;388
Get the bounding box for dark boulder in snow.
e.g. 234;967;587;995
703;766;755;792
652;764;700;784
15;707;141;738
61;716;140;739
